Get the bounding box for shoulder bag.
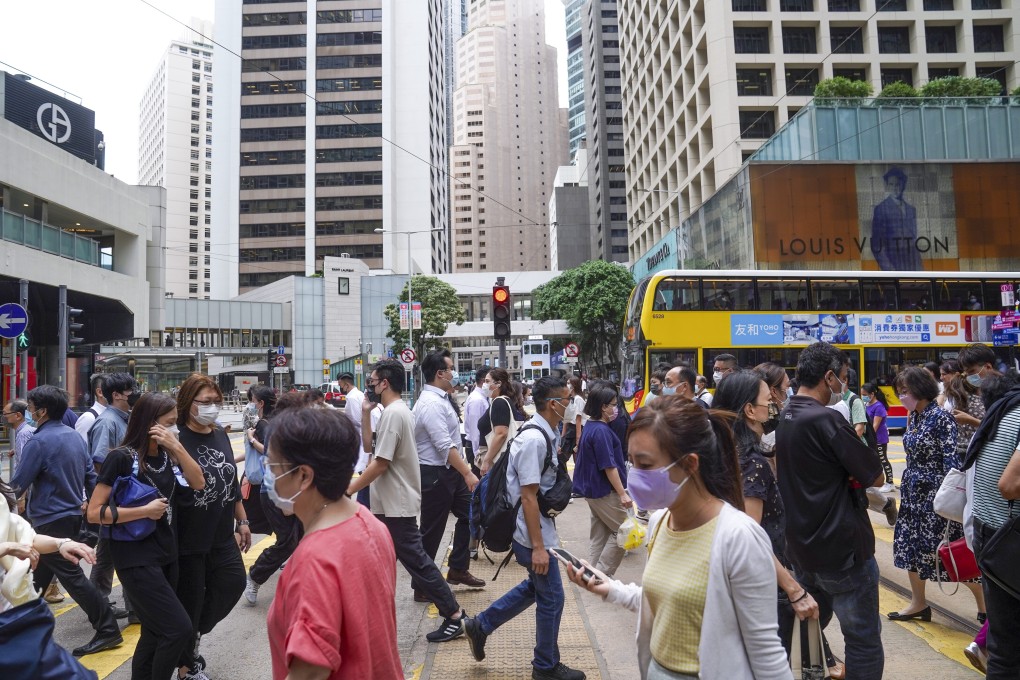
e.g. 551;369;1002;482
977;501;1020;599
484;396;519;466
933;468;967;523
790;617;831;680
99;457;160;542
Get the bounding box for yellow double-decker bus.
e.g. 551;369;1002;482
621;269;1019;427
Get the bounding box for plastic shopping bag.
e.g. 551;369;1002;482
617;507;648;550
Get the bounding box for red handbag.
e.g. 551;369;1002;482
939;537;980;582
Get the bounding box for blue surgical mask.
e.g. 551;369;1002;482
24;411;36;427
862;396;871;404
661;386;676;396
966;373;982;387
263;463;302;515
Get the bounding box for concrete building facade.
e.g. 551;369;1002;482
449;0;569;273
564;0;587;156
549;148;591;270
212;0;449;297
138;24;215;300
619;0;1019;264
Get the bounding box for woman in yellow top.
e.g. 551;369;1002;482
568;397;792;680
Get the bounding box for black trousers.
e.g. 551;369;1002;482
378;515;460;618
420;465;472;572
175;539;245;670
89;536;133;612
32;515;119;638
249;491;302;585
975;517;1020;679
119;561;191;680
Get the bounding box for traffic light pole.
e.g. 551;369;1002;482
57;285;67;388
499;339;506;369
19;279;28;398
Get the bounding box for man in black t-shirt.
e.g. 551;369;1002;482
776;342;885;680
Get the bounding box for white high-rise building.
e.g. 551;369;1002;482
211;0;449;297
138;21;215;299
449;0;568;273
620;0;1018;263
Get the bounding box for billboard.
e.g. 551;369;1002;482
749;162;1020;272
730;312;994;346
3;72;98;165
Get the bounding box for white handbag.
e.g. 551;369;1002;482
790;618;830;680
933;468;968;523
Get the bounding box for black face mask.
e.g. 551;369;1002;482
762;403;780;435
127;391;142;408
366;387;381;404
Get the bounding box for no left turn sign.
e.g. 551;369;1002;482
400;348;417;365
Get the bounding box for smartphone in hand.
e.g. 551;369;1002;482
549;547;602;585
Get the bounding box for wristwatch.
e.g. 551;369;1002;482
235;519;250;533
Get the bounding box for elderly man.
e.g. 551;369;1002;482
3;399;35;479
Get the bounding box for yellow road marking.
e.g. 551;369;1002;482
879;585;980;674
74;535;277;679
407;663;424;680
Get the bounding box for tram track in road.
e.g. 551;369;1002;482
878;576;980;636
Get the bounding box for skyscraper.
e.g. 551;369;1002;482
449;0;568;273
212;0;448;296
138;21;215;299
564;0;586;156
619;0;1018;263
582;0;627;263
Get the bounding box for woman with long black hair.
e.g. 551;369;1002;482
860;382;895;492
243;385;302;608
86;393;206;680
476;368;526;475
175;374;250;680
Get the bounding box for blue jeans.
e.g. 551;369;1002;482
798;557;884;680
476;540;564;671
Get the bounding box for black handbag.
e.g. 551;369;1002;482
0;598;98;680
977;501;1020;599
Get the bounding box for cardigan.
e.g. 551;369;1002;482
604;503;793;679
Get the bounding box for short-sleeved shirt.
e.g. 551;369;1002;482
477;397;514;441
844;392;868;427
972;405;1020;529
176;425;239;554
370;400;422;518
563;396;586;428
267;506;403;680
776;395;883;573
509;414;560;549
866;400;890;445
97;447;178;568
572;420;627;499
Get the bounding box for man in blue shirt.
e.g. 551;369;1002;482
3;399;34;480
11;385;122;656
463;376;586;680
414;350;484;591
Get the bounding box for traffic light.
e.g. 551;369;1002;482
66;307;84;351
492;284;512;340
267;350;275;371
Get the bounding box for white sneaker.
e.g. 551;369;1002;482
243;576;260;606
964;642;987;673
879;483;896;493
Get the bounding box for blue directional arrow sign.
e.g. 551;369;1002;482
0;303;29;339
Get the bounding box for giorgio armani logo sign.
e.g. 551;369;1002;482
36;102;72;144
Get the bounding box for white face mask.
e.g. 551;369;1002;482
167;424;180;436
713;371;724;384
478;383;492;398
193;403;221;426
826;374;845;407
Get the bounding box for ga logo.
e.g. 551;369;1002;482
936;322;959;336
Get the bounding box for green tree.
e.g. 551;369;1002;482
383;276;465;362
1010;85;1020;102
813;77;874;105
876;81;919;104
920;76;1003;103
533;260;635;374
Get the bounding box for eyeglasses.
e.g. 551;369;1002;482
261;455;292;469
193;399;223;406
1;411;15;416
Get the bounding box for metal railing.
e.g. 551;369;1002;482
0;207;102;267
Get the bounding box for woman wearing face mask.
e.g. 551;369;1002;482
714;372;846;678
571;383;632;577
476;369;525;475
174;374;250;680
560;376;586;461
644;366;670;406
889;367;985;622
243;386;302;608
86;394;206;680
860;383;895;492
753;362;790;454
568;398;791;679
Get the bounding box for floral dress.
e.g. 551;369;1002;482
896;401;970;581
740;448;789;570
955;392;986;459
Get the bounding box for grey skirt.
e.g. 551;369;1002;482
648;657;698;680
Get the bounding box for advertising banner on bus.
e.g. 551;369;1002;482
730;312;995;346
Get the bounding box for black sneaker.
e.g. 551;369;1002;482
426;610;465;642
532;662;586;680
463;616;488;661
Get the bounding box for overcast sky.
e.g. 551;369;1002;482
1;0;569;184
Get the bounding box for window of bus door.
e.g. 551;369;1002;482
703;278;755;310
758;278;808;311
652;277;701;311
896;279;934;311
620;344;645;400
936;279;984;311
809;279;860;311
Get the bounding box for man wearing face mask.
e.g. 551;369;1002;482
87;371;139;619
414;350;485;594
695;374;713;406
776;342;886;680
712;353;739;389
643;365;670;406
464;367;490;472
664;366;707;409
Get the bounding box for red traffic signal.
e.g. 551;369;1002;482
492;285;512;340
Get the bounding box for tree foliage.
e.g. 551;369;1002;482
920;76;1003;100
533;260;634;373
384;276;465;361
813;77;874;104
876;81;919;102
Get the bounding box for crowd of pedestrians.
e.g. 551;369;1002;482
3;340;1019;679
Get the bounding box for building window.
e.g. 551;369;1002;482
734;27;770;53
881;68;914;87
785;68;819;96
975;66;1007;93
828;0;861;9
732;0;766;9
878;0;907;9
737;68;773;96
923;0;954;8
974;24;1005;52
782;27;817;54
928;66;960;79
971;0;1001;7
830;26;864;53
878;26;911;54
926;25;957;53
833;67;867;81
780;0;813;9
739;110;776;139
